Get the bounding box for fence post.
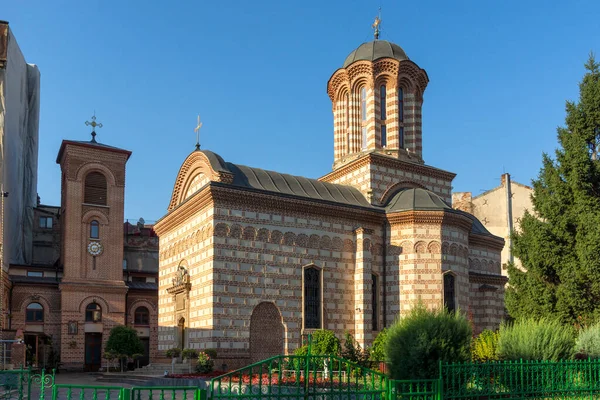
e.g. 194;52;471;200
438;360;443;400
121;388;131;400
196;388;207;400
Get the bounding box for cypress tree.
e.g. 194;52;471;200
506;54;600;326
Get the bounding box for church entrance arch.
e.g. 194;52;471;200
249;302;284;363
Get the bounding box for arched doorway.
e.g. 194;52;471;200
249;302;284;363
177;317;185;349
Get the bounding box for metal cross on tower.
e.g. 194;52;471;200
194;115;202;151
85;113;103;143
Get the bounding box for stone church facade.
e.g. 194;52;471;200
155;39;507;368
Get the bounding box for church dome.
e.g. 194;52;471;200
343;40;409;68
385;188;451;212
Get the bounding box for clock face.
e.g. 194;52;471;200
87;241;103;256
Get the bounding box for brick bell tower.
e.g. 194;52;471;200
56;117;132;371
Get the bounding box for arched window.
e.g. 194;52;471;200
398;87;404;122
304;267;321;329
84;172;107;206
134;306;149;325
345;93;350;153
26;302;43;323
360;87;368;149
86;302;102;322
443;274;456;312
380;85;387;148
90;220;99;239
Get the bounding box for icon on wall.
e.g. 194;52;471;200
68;321;78;335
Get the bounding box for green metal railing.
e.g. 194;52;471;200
131;386;205;400
0;368;30;400
441;358;600;399
389;379;441;400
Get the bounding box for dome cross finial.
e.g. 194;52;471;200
85;112;103;143
372;8;381;40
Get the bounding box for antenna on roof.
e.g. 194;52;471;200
372;7;381;40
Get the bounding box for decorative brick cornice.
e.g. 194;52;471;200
354;227;374;235
155;185;214;236
469;233;505;251
386;210;473;232
469;271;508;286
320;152;456;184
167;283;191;295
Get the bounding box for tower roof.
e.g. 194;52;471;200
343;40;409;68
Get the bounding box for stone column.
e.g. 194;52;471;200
354;227;373;348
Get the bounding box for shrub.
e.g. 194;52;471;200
165;347;182;358
472;330;499;362
310;330;340;355
340;332;369;366
576;322;600;359
204;348;218;359
195;351;214;374
496;318;575;361
386;304;472;380
181;348;199;360
369;328;388;361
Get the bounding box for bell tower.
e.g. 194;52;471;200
56;117;132;371
320;34;455;205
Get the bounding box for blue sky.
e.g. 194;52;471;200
3;0;599;222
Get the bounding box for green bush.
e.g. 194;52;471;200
340;331;369;366
104;326;145;372
165;347;182;358
497;318;575;361
472;330;499;362
386;304;472;380
195;351;214;374
181;348;199;360
310;330;340;355
576;322;600;359
369;328;388;361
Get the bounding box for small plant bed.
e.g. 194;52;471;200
219;373;382;389
166;371;226;379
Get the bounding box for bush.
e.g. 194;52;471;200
576;322;600;359
181;348;199;360
204;348;218;359
369;329;388;361
310;330;340;355
472;330;499;362
497;318;575;361
165;347;182;358
386;304;472;380
340;332;369;366
105;326;144;372
195;351;214;374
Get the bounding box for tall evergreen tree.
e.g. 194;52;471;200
506;54;600;326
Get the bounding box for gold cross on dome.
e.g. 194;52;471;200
372;8;381;40
85;113;103;143
194;115;203;150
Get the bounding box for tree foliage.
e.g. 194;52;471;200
471;329;499;362
385;304;471;380
506;54;600;326
575;322;600;359
105;325;144;359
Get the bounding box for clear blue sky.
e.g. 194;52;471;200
3;0;599;222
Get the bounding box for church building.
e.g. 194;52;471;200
155;37;507;368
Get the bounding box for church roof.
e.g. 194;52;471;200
343;40;409;68
56;139;132;163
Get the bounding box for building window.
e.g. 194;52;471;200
86;302;102;322
39;216;53;229
134;306;150;325
399;127;405;149
90;220;99;239
84;172;107;205
26;303;43;323
27;271;43;278
132;276;147;283
360;87;367;121
444;274;456;312
380;85;386;120
381;125;387;148
398;87;404;122
372;274;378;331
304;267;321;329
122;259;128;270
345;93;350;153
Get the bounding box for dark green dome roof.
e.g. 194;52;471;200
385;188;451;212
343;40;409;68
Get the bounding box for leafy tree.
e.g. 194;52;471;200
506;54;600;326
105;326;144;372
308;329;340;355
369;328;388;362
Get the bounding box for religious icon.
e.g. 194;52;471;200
68;321;78;335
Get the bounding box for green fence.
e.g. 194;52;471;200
389;379;441;400
441;359;600;399
0;368;30;400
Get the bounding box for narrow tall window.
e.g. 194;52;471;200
26;302;44;323
304;267;321;329
134;306;150;325
398;87;404;122
372;274;378;331
345;93;350;153
360;87;368;150
399;127;405;149
86;302;102;322
90;220;99;239
381;125;387;148
380;85;387;120
84;172;107;205
444;274;456;312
